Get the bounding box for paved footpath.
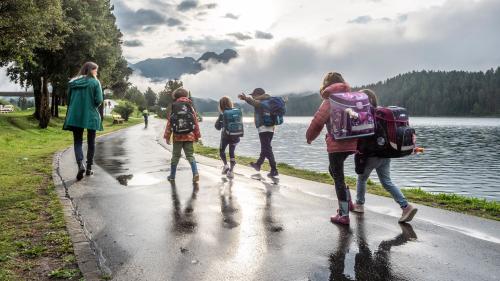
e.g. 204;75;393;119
56;118;500;281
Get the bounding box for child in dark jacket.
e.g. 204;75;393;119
164;88;201;183
215;96;241;179
306;72;357;225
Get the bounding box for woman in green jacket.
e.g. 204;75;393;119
63;62;104;180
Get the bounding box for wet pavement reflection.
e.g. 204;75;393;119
328;216;417;281
170;182;199;234
219;179;239;229
63;119;500;281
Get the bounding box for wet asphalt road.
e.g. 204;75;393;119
58;118;500;281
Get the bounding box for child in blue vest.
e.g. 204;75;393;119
215;96;242;178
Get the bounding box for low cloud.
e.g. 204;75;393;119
178;0;500;98
203;3;217;9
177;0;198;12
227;32;252;41
114;2;167;32
123;40;143;47
166;18;183;26
348;15;373;24
128;71;166;93
224;13;239;20
255;30;274;40
177;36;239;57
177;0;216;12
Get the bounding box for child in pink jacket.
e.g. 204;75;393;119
306;72;357;225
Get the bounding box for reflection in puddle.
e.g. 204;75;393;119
116;173;164;186
327;218;417;281
127;173;163;186
116;174;133;186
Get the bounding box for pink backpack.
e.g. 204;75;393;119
328;92;375;140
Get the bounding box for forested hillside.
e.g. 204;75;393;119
356;68;500;116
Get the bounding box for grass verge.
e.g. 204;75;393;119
194;143;499;221
0;110;142;280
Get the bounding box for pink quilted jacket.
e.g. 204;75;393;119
306;83;358;153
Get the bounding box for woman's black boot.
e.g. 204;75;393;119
77;162;86;181
86;164;93;176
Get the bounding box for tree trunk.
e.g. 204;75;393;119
51;85;60;117
55;91;59;118
51;85;56;117
32;77;42;120
39;76;51;128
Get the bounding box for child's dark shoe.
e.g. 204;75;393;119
249;162;261;172
193;173;200;183
267;170;279;178
167;175;175;182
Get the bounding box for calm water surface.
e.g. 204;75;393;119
199;117;500;201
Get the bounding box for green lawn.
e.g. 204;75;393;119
194;143;499;221
0;110;141;280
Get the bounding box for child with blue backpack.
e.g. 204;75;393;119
215;96;243;179
238;88;283;179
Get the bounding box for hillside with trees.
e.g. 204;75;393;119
356;68;500;116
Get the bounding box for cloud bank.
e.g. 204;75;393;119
174;0;500;98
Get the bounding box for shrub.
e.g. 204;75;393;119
113;101;135;121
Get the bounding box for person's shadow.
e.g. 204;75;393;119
220;179;239;229
170;181;199;234
329;216;417;281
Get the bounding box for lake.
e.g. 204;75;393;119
198;116;500;201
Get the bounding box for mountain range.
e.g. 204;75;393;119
130;49;237;80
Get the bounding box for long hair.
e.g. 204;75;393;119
78;62;98;78
320;71;345;93
218;96;234;112
360;89;378;107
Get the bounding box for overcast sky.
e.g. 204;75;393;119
2;0;500;98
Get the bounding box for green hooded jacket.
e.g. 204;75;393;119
63;76;104;131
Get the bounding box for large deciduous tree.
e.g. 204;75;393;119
2;0;131;127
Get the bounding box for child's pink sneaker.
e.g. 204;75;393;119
330;213;350;225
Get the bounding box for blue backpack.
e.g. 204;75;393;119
260;97;286;126
223;108;244;137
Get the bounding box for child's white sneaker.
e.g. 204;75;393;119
227;169;234;179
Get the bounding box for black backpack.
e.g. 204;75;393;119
358;106;416;159
170;101;196;134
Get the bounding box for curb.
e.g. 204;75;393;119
52;150;103;281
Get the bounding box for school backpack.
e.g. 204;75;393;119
223;108;244;137
260;97;286;126
372;106;416;158
328;92;375;140
170;101;196;134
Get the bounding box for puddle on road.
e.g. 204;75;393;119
116;173;165;187
116;174;134;186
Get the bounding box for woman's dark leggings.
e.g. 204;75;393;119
220;138;237;168
73;128;96;166
328;152;353;202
